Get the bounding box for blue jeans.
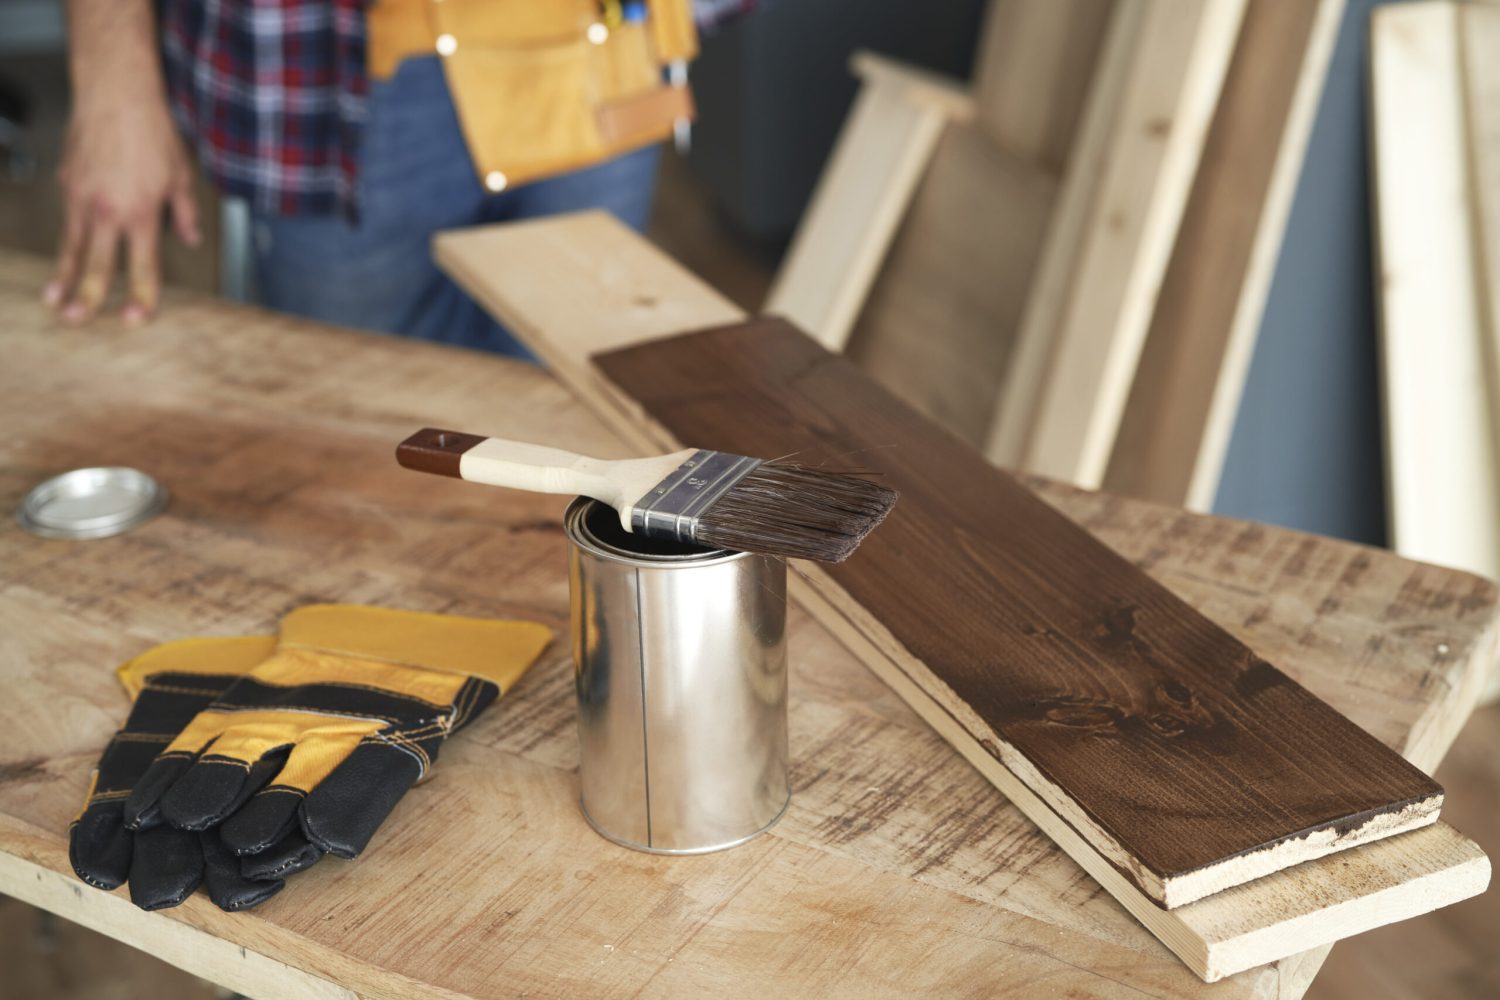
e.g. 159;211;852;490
251;56;662;356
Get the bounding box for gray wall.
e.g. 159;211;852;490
1213;0;1387;546
687;0;988;238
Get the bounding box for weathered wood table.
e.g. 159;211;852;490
0;245;1493;999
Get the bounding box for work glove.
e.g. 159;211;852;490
70;635;297;911
123;605;552;866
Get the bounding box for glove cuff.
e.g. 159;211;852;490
116;635;278;699
277;604;552;692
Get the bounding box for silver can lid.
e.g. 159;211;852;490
17;467;169;540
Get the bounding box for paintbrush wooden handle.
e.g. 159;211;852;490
396;428;692;516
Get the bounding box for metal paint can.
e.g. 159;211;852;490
565;495;789;854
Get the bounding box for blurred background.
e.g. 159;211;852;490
2;0;1496;996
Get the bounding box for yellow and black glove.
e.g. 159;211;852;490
70;635;297;911
123;605;551;863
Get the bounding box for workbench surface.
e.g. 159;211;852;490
0;247;1494;999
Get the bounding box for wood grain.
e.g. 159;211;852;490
987;0;1247;485
1;222;1481;998
0;245;1244;1000
594;315;1446;906
846;2;1108;449
1369;3;1500;603
970;0;1116;170
984;0;1140;466
760;52;972;351
842;123;1057;445
1104;0;1346;510
434;213;1496;986
1460;1;1500;704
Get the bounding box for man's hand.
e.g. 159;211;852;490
45;0;201;326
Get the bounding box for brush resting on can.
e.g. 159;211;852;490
395;428;898;563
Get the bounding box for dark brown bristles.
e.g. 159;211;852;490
693;462;898;562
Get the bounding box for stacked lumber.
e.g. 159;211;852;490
434;212;1491;984
765;0;1348;510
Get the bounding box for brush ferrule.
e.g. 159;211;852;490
631;450;763;543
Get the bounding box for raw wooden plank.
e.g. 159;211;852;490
1461;2;1500;704
432;212;1495;986
1103;0;1346;511
1466;3;1500;387
761;52;973;351
842;1;1109;449
987;0;1246;485
1369;4;1500;589
971;0;1116;170
842;124;1057;445
985;0;1141;466
596;316;1446;903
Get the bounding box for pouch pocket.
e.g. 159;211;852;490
442;39;606;185
592;21;662;102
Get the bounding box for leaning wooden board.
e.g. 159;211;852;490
1104;0;1345;511
434;212;1492;982
987;0;1244;486
1369;3;1500;624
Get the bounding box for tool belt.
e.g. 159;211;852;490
368;0;697;190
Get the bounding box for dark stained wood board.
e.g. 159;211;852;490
592;317;1444;908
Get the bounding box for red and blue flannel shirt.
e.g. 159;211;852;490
158;0;758;218
161;0;368;217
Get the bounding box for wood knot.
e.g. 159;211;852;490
1040;696;1125;734
1036;680;1214;740
1145;713;1189;737
1094;605;1140;647
1156;678;1195;709
0;757;48;785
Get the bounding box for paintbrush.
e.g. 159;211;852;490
396;428;897;562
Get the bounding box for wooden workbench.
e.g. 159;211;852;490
0;246;1493;999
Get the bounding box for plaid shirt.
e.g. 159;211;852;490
161;0;368;217
159;0;755;218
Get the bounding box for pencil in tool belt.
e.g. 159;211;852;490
396;428;898;563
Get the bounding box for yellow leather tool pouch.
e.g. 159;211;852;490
444;38;609;185
371;0;696;189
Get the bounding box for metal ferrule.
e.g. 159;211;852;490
630;449;763;542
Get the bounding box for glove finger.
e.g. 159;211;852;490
128;824;203;911
70;801;133;891
239;828;324;881
300;739;425;859
161;746;290;832
220;787;304;856
221;727;371;854
201;828;284;911
123;751;199;831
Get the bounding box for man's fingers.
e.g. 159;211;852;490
124;223;161;325
170;183;201;247
45;209;87;308
61;223;120;324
